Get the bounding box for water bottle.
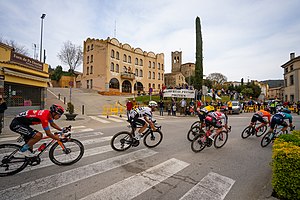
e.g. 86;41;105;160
38;143;47;151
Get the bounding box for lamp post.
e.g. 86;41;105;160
40;13;46;62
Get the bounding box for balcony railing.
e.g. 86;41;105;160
120;72;135;80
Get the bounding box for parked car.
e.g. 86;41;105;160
231;101;242;114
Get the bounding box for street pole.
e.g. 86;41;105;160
40;13;46;62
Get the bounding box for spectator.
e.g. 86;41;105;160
158;100;164;116
180;98;187;115
0;95;7;134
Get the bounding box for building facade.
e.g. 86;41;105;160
80;37;165;94
281;52;300;102
0;42;49;114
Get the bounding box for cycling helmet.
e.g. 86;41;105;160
148;101;158;107
204;105;215;112
50;104;64;115
281;108;291;114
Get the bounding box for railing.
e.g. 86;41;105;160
120;72;135;80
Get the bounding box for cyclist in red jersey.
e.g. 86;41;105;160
10;104;66;157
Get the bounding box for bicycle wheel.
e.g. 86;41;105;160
261;132;273;147
190;121;201;129
110;131;133;151
49;139;84;166
214;131;228;148
241;126;252;139
143;129;163;148
191;132;207;153
255;125;267;137
0;144;28;176
187;126;202;142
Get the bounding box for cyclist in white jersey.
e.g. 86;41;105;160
129;102;158;140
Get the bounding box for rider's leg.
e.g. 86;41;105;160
27;132;42;149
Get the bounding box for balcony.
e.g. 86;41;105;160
121;72;135;80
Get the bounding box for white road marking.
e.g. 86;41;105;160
179;172;235;200
98;115;124;122
89;115;110;123
0;149;158;200
80;158;189;200
21;145;113;173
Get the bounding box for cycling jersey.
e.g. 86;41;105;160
129;107;153;119
15;110;53;131
255;110;271;122
207;111;228;124
270;112;293;129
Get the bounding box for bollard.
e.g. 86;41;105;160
64;97;66;104
82;105;85;115
58;93;60;100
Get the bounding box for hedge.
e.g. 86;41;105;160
272;131;300;200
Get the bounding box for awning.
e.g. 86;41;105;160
2;67;50;82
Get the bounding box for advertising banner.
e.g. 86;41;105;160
163;89;195;98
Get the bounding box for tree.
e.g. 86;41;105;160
49;65;63;81
0;37;29;56
194;16;203;93
57;41;83;73
206;73;227;89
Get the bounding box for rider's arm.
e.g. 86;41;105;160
144;116;156;131
44;129;60;140
50;121;63;131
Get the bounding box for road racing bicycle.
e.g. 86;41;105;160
241;121;268;139
260;125;295;147
0;126;84;176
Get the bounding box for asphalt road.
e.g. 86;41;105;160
1;112;298;200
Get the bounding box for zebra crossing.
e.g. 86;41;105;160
0;129;235;200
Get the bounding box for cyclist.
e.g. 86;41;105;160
129;102;157;140
267;108;293;137
10;104;66;157
249;108;272;132
195;105;215;128
204;108;229;140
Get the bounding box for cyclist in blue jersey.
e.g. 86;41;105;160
268;108;293;135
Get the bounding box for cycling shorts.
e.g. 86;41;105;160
270;115;288;129
197;112;206;122
10;118;39;139
204;116;222;128
130;115;146;128
251;114;267;124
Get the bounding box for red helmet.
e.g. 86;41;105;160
50;104;64;115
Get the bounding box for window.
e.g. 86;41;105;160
148;61;151;68
140;59;143;66
148;71;151;79
290;95;294;102
285;67;288;73
149;83;151;88
152;84;155;89
111;50;115;58
162;64;164;70
87;80;89;89
91;44;93;50
158;63;160;70
123;54;127;62
162;73;163;81
90;55;93;63
123;66;127;72
153;72;155;79
116;52;119;60
152;62;155;69
86;67;89;75
90;66;93;74
158;73;160;80
139;69;143;77
87;56;89;64
116;64;119;73
110;63;114;72
90;79;93;89
87;46;90;52
135;58;138;65
290;75;294;85
135;69;138;76
284;78;287;87
128;56;131;63
290;65;293;71
158;84;160;89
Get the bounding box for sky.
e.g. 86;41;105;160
1;0;300;82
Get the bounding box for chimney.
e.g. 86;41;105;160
290;52;295;60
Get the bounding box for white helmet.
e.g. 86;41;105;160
148;101;158;107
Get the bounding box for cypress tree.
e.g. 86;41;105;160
194;16;203;93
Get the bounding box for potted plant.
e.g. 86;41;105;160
64;102;77;120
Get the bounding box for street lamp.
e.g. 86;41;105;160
40;13;46;62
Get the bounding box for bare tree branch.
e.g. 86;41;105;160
0;37;30;56
57;41;83;72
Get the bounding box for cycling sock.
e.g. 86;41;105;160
20;144;30;152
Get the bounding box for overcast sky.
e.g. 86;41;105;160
1;0;300;81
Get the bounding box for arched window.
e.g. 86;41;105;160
158;84;160;89
152;72;155;79
148;71;151;79
135;69;138;77
148;61;151;68
162;73;164;81
152;84;155;89
110;63;114;72
91;55;93;63
140;59;143;66
87;56;89;64
135;58;138;65
111;50;115;58
87;46;90;52
86;67;89;75
91;44;93;50
158;63;160;70
152;62;155;69
90;66;93;74
148;83;151;88
158;73;160;80
139;69;143;77
128;56;131;63
123;66;127;72
116;51;119;60
162;64;164;70
123;54;127;62
116;64;119;73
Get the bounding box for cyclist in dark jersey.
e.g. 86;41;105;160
268;108;293;136
10;104;65;157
